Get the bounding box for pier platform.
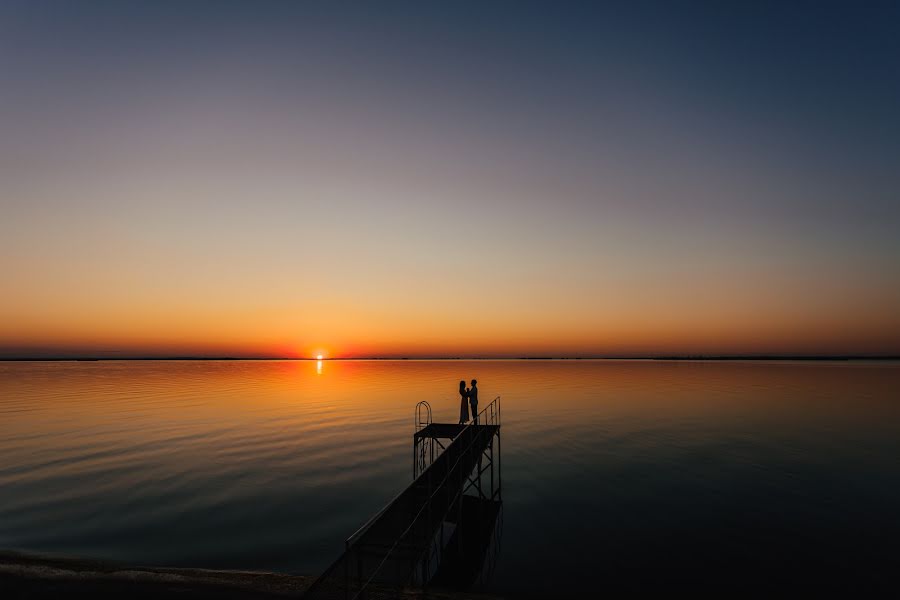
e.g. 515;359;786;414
306;397;502;599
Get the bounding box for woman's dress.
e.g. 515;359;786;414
459;390;469;423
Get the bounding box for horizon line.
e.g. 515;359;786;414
1;355;899;362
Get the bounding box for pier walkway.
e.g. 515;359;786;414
305;397;501;600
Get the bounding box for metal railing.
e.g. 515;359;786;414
414;400;434;479
347;396;501;599
305;397;501;600
414;400;432;433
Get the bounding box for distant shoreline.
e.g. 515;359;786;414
1;356;898;362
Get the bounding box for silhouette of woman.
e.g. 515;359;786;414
458;380;469;424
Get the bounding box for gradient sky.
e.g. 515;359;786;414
2;1;899;358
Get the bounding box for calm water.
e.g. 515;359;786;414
2;360;899;594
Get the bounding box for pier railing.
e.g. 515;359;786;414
414;397;501;591
347;397;500;599
305;397;501;600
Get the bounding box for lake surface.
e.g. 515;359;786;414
2;360;899;594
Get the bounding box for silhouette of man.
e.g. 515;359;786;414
469;379;478;424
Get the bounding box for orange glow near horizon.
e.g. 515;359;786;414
3;238;899;358
1;279;900;358
2;297;899;359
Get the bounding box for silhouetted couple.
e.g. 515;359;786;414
458;379;479;424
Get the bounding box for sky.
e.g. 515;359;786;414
1;1;899;358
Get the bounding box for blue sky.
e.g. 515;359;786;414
1;1;898;356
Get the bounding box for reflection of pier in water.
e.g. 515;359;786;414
305;397;503;599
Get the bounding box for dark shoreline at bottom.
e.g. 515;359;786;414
0;550;502;600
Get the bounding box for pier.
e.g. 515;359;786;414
306;397;503;599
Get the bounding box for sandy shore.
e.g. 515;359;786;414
0;550;502;599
